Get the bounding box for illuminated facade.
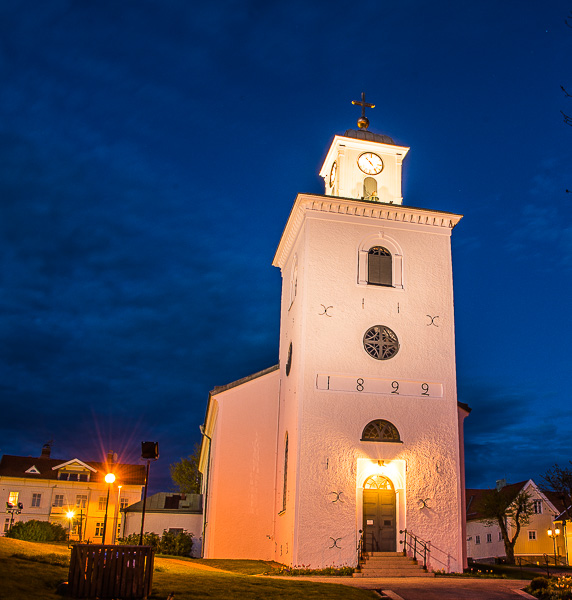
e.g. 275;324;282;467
200;125;469;572
0;446;144;541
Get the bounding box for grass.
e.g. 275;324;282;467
0;538;378;600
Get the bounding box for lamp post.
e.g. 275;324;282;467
101;473;116;545
548;527;561;567
66;510;75;541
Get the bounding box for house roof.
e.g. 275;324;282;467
466;481;568;522
0;454;146;486
123;492;202;513
466;481;528;521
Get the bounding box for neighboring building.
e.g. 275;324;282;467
1;444;145;542
554;506;572;566
199;113;469;572
122;492;203;557
466;480;566;564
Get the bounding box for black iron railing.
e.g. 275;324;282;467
399;529;429;571
357;529;365;564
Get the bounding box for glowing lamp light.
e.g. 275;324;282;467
105;473;116;484
66;510;75;519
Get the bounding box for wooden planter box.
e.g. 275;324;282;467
68;544;154;599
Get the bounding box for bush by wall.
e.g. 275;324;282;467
6;519;67;542
117;531;193;557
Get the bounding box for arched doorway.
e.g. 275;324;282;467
363;475;396;552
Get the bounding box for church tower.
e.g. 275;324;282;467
200;97;468;572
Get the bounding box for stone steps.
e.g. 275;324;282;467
353;552;434;578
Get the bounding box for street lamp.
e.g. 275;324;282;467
548;527;561;567
101;473;116;545
66;510;74;541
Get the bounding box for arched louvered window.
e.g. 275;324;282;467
368;246;392;286
361;419;401;443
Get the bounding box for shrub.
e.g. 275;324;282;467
529;577;550;592
6;519;67;542
116;531;193;557
116;532;160;549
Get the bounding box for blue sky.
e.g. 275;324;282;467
1;0;570;492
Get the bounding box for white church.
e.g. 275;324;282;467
199;98;469;573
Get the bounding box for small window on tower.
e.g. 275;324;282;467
368;247;392;286
363;177;378;201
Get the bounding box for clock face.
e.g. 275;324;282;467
358;152;383;175
329;161;337;187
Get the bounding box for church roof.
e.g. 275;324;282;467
343;128;396;145
0;454;146;485
211;364;279;395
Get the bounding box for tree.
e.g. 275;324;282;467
475;487;534;564
542;463;572;519
169;443;201;494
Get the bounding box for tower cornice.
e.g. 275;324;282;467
272;193;462;269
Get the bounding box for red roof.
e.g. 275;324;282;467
0;455;146;486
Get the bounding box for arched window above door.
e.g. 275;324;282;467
363;474;394;490
361;419;401;443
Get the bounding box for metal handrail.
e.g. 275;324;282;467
357;529;365;564
399;529;429;570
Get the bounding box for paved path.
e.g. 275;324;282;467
267;576;536;600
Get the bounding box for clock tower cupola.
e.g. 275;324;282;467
319;93;409;204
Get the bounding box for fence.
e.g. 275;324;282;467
68;544;154;599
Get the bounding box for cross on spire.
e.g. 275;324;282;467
351;92;375;130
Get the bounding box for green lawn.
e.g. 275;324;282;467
0;538;378;600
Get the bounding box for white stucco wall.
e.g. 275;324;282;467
275;199;464;572
203;369;280;560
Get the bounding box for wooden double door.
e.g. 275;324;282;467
362;475;396;552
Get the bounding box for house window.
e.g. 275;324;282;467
486;533;492;543
58;473;69;481
368;246;392;286
361;419;401;443
98;496;106;511
79;474;89;482
76;495;87;509
168;528;184;535
4;518;10;532
31;493;42;508
120;497;129;510
8;492;19;506
54;494;64;508
95;522;104;537
475;535;481;545
533;500;542;514
529;531;537;541
498;532;502;541
282;434;288;512
68;473;78;481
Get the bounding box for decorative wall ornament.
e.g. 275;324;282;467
329;491;343;503
319;304;333;317
426;315;440;327
329;537;342;549
418;498;430;509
